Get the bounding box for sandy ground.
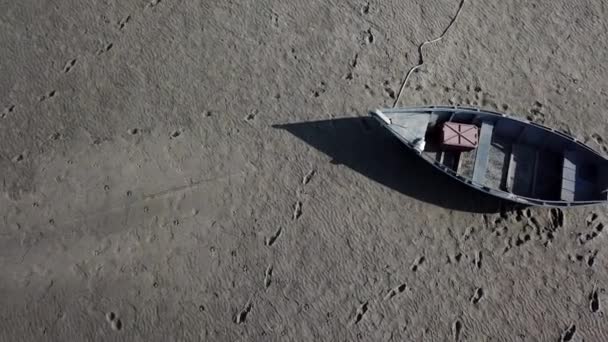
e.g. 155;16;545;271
1;0;608;340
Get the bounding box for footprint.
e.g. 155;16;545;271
263;265;273;289
353;302;368;324
384;283;407;300
264;227;282;246
589;288;600;313
411;256;425;272
302;170;315;185
559;324;576;342
234;302;252;324
470;287;484;304
452;320;462;341
63;59;77;73
292;201;302;220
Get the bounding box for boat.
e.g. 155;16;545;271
370;106;608;207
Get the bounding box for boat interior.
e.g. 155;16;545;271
385;109;608;203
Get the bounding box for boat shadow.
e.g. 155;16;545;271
274;116;520;213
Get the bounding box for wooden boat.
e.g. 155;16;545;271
370;106;608;207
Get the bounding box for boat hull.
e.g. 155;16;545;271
371;106;608;207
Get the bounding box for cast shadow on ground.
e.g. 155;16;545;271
274;116;520;213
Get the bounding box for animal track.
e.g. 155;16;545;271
571;250;598;267
235;302;252;324
148;0;161;8
311;82;326;98
264;265;273;288
353;302;368;324
271;12;279;27
292;201;302;220
586;212;599;226
106;312;122;331
526;102;545;124
470;287;484;304
359;28;374;45
411;256;425;272
1;104;14;118
578;212;604;245
98;43;114;55
343;54;358;80
452;320;462;341
559;324;576;342
118;15;131;30
462;226;475;241
549;208;564;229
360;2;370;14
384;283;407;300
383;80;396;99
589;288;600;313
63;59;76;73
473;251;482;269
265;227;282;246
39;90;56;102
302;170;315;185
591;133;608;154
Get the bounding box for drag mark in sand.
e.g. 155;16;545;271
393;0;467;107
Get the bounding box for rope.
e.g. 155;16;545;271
393;0;467;108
